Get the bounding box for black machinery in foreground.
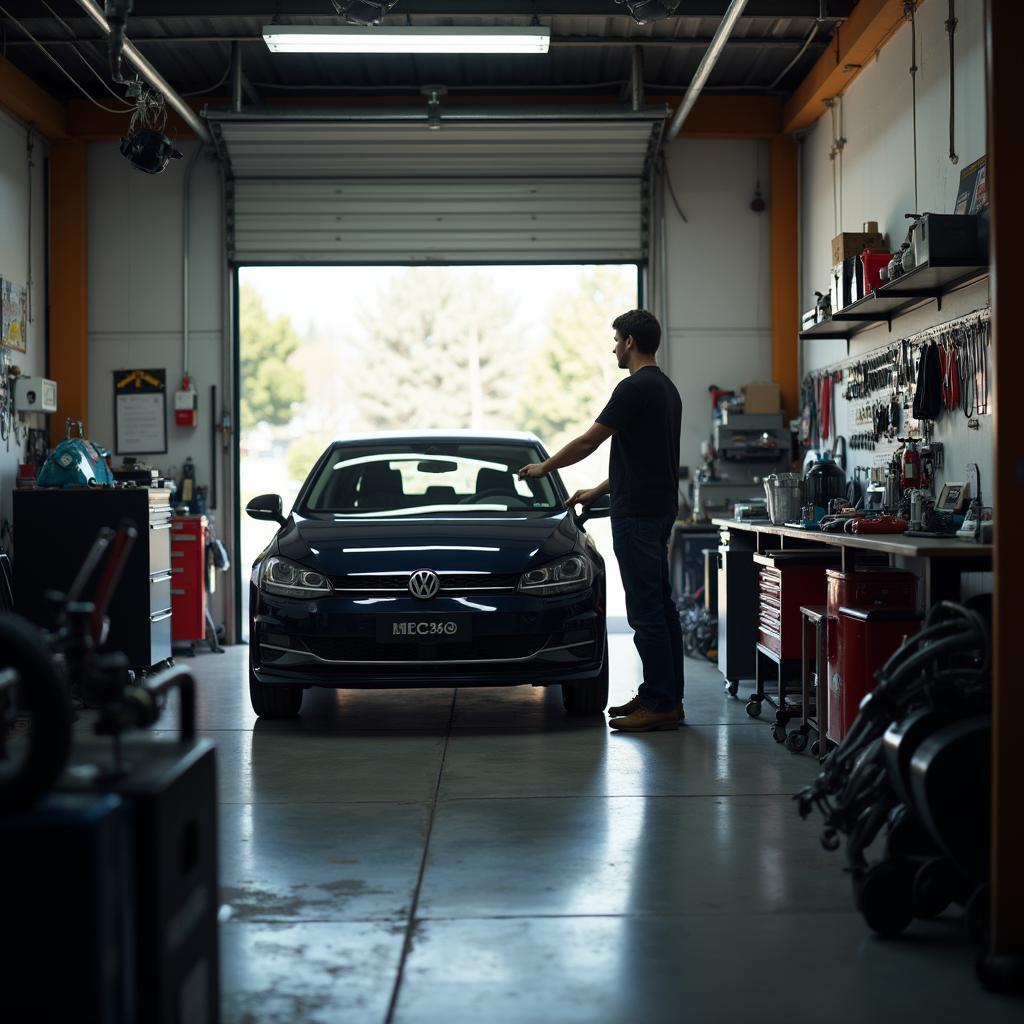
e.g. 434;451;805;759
0;524;219;1024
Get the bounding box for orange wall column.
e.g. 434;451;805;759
49;140;88;445
770;134;799;422
987;0;1024;960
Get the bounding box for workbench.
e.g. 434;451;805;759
711;518;992;606
711;518;993;697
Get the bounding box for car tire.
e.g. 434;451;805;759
561;632;609;716
248;661;303;718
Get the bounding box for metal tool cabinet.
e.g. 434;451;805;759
13;487;175;670
171;515;207;649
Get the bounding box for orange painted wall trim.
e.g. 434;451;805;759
49;141;89;446
0;54;66;139
783;0;916;135
770;135;799;422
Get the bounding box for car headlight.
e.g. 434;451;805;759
258;555;331;598
518;555;593;596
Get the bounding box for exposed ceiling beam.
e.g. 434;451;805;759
7;1;855;16
0;52;66;138
67;91;781;140
782;0;913;134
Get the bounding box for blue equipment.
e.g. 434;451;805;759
38;419;115;488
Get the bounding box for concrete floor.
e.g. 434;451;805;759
160;638;1021;1024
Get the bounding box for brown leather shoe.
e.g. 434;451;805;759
608;695;685;720
609;707;680;732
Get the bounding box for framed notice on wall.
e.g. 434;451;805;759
1;279;28;353
114;368;167;454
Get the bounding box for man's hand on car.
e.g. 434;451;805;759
565;487;603;509
518;462;549;480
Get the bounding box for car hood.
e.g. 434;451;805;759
275;511;580;576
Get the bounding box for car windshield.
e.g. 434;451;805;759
300;442;563;516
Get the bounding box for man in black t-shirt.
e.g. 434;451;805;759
518;309;684;732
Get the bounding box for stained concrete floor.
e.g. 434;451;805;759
159;637;1021;1024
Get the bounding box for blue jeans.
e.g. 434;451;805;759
611;514;685;712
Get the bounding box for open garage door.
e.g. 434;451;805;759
207;113;665;265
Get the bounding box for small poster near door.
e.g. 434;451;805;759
114;368;168;454
1;279;28;353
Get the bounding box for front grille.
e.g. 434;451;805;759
330;572;519;594
300;634;548;662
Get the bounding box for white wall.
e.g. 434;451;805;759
800;0;991;493
659;138;774;476
0;109;48;534
86;139;228;621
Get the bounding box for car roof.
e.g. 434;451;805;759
328;430;545;446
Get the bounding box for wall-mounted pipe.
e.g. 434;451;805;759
73;0;212;143
666;0;749;140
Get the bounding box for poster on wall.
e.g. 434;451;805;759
1;279;27;353
114;368;167;454
954;156;988;215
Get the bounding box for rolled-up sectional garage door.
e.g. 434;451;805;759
208;114;664;265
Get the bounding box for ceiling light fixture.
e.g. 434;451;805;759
263;25;551;55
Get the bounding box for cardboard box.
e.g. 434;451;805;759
742;382;780;414
831;229;885;265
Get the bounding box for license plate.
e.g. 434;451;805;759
376;615;472;644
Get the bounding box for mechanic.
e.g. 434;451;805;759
518;309;684;732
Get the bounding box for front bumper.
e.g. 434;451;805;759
250;584;605;689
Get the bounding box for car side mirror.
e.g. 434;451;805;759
246;493;286;527
577;494;611;526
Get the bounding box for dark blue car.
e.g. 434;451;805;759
246;432;610;719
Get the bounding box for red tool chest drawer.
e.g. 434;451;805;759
171;515;207;643
754;551;839;659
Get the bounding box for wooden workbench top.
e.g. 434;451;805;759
710;517;993;559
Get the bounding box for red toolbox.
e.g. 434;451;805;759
171;515;207;644
824;567;918;743
755;551;839;659
829;606;923;743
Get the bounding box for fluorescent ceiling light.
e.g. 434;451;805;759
263;25;550;54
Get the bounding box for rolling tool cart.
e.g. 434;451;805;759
716;526;758;696
830;606;924;744
171;514;207;651
748;550;839;740
825;567;919;744
793;605;827;756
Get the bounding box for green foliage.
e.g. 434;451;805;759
516;266;638;451
346;268;521;431
239;283;306;429
286;434;333;485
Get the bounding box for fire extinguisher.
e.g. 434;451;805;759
175;375;198;428
898;437;921;489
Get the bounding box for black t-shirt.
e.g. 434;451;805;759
596;366;682;517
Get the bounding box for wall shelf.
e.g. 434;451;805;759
800;261;989;342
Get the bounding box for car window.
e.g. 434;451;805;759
302;443;562;515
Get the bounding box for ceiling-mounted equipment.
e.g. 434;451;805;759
330;0;401;25
74;0;211;144
421;85;447;131
263;25;550;54
120;127;182;174
615;0;681;24
103;0;132;82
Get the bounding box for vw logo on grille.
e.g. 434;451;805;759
408;569;441;600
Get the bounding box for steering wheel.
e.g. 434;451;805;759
457;489;528;506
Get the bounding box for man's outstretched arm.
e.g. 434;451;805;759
518;423;614;479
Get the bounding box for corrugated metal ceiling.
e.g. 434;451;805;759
0;8;841;103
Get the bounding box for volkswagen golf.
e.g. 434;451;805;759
246;432;610;719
